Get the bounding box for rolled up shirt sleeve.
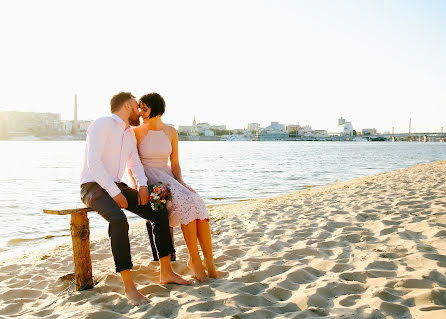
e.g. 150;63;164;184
127;144;148;189
86;119;121;198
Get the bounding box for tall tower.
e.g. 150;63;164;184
72;94;79;134
74;94;78;122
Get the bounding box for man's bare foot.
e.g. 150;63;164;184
188;259;207;282
125;288;150;306
204;258;218;278
160;271;193;285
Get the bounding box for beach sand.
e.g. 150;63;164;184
1;161;446;318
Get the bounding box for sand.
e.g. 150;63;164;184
1;161;446;318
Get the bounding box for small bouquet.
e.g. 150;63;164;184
148;182;171;211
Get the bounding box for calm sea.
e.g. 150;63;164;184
1;140;445;260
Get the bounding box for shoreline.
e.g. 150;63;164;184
1;161;446;318
0;161;443;264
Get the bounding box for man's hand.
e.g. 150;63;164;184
138;186;149;206
113;193;128;209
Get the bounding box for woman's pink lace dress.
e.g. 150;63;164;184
138;129;209;227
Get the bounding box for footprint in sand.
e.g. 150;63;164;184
338;294;361;306
265;286;292;302
339;271;367;283
238;282;269;295
232;293;273;308
286;267;325;284
380;301;410;318
366;260;398;271
223;248;247;258
186;299;225;312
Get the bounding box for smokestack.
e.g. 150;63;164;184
74;94;78;122
409;118;411;137
72;94;79;134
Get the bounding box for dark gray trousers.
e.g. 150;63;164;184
80;182;175;273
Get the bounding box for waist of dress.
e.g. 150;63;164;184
141;158;169;168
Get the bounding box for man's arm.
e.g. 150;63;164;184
86;119;121;198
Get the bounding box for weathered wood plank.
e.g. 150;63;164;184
71;212;93;290
43;207;94;215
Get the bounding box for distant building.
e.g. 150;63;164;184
247;123;261;132
0;111;62;137
232;129;245;135
197;123;211;133
210;125;227;131
298;125;313;136
61;120;73;134
0;113;8;139
265;121;285;132
257;121;287;140
286;124;300;133
204;129;214;137
178;117;199;136
312;130;328;137
78;120;93;133
178;125;194;133
362;128;377;135
338;117;353;136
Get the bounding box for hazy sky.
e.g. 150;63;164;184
0;0;445;132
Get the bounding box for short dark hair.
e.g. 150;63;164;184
110;92;135;113
139;93;165;118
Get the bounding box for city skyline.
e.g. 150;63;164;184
0;1;445;133
1;108;443;137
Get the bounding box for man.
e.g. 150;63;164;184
80;92;191;306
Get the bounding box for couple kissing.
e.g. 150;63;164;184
80;92;217;305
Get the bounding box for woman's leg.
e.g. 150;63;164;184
181;220;207;282
197;219;217;278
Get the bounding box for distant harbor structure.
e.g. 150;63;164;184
0;94;93;140
72;94;80;135
0;105;444;142
338;117;354;136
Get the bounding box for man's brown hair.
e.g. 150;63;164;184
110;92;135;113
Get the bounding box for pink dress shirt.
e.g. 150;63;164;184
80;114;148;198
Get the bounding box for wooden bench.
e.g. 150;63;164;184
43;207;95;291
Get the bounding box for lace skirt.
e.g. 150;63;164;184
143;165;209;227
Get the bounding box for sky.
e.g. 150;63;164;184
0;0;445;133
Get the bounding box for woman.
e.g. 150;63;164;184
131;93;217;282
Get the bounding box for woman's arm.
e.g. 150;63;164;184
170;127;185;184
170;127;195;192
127;168;138;190
128;127;141;190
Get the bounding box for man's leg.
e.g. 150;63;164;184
80;182;149;305
146;222;176;261
118;183;191;285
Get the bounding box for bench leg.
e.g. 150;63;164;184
70;212;93;290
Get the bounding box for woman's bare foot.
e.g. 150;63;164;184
125;288;150;306
204;258;218;278
188;259;207;282
160;271;193;285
